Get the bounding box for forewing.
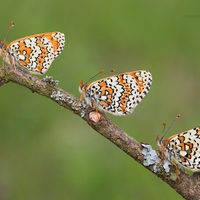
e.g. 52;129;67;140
86;70;152;115
7;32;65;74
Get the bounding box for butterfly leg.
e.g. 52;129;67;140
75;91;88;109
157;145;165;166
170;160;180;184
8;54;17;72
157;147;180;183
157;158;180;183
91;101;98;113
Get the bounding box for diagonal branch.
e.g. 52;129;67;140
0;65;200;200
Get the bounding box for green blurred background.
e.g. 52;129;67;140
0;0;200;199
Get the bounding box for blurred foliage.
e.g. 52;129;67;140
0;0;200;199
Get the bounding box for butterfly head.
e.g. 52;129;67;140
0;41;8;51
78;80;86;93
156;135;169;149
0;41;4;48
156;135;162;147
0;41;9;64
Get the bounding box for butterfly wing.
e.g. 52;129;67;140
6;32;65;74
85;70;152;115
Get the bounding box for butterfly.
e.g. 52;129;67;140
157;126;200;172
0;21;65;74
79;70;152;115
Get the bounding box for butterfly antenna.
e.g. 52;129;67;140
160;114;181;141
3;21;15;43
84;69;115;85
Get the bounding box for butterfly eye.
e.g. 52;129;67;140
0;43;4;48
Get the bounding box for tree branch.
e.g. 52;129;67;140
1;65;200;200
